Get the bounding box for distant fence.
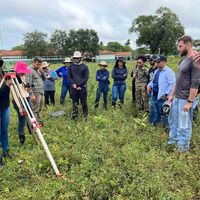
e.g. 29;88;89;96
3;55;65;65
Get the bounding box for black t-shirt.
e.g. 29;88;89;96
0;80;10;110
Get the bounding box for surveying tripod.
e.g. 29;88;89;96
0;72;62;177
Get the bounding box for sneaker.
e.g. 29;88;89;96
2;150;12;159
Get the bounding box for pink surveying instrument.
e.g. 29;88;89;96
0;72;62;178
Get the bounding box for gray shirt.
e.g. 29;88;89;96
25;66;45;94
175;57;200;99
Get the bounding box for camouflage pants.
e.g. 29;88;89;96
135;82;149;112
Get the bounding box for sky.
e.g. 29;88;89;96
0;0;200;50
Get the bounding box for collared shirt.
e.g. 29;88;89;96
148;66;176;100
25;66;45;94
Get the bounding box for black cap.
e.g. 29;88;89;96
154;55;167;63
117;57;126;63
149;54;158;61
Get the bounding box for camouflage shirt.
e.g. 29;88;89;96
135;66;149;84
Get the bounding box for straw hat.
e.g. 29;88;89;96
98;61;108;67
41;61;50;68
63;57;72;63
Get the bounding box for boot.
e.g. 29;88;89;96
60;98;65;105
19;133;25;145
112;101;116;108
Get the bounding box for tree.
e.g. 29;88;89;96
68;29;99;56
106;41;132;52
129;7;185;55
12;45;26;51
23;30;48;57
107;41;123;52
124;39;130;46
50;29;71;55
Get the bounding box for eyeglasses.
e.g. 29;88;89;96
137;62;142;64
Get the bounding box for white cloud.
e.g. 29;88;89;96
0;0;200;49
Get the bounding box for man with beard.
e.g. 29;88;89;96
67;51;89;120
168;35;200;152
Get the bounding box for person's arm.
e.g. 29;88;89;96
183;64;200;111
96;70;100;81
67;66;74;85
112;68;117;79
147;80;153;95
55;67;63;78
169;83;176;103
165;70;176;97
77;66;89;87
38;68;46;81
193;52;200;69
104;70;109;81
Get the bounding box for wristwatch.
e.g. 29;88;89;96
187;99;193;103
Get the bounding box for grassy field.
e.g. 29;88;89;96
0;58;200;200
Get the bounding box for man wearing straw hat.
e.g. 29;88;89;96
67;51;89;120
56;57;72;105
25;57;45;123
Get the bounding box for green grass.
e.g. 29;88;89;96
0;58;200;200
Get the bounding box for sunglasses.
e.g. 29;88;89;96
137;62;142;64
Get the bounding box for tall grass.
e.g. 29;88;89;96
0;58;199;200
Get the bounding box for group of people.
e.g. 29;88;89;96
0;35;200;165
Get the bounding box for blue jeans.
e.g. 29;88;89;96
150;94;156;124
95;84;109;108
0;107;10;152
168;97;199;151
154;98;168;128
112;83;126;104
60;84;70;104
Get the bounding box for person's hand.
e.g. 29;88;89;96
77;87;81;90
72;84;77;89
162;94;168;101
26;87;32;93
31;95;36;103
193;52;200;69
5;79;13;87
47;75;51;79
168;94;174;103
146;86;152;95
133;73;136;78
183;102;192;112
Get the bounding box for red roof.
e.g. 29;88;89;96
99;50;116;55
99;50;132;56
0;50;23;56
